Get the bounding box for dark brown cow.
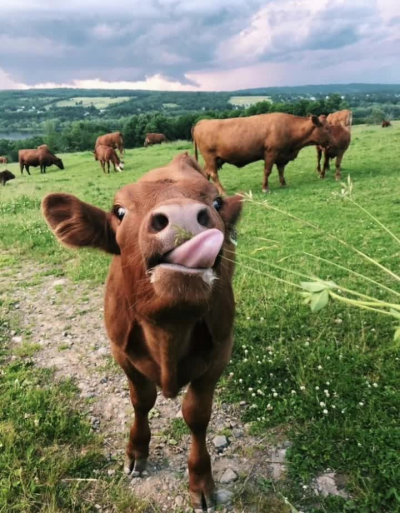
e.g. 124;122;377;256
316;119;351;180
19;147;64;175
94;144;124;173
0;156;8;164
192;113;332;194
144;133;168;147
95;132;124;156
326;109;353;129
382;120;392;128
42;152;242;511
0;169;15;185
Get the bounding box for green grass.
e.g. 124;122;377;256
229;95;272;105
1;123;400;511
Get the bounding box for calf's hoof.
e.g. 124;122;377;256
124;455;148;477
191;490;216;513
335;175;341;181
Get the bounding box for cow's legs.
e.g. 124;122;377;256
182;379;218;512
335;152;344;181
277;163;287;187
100;161;106;174
204;160;226;196
322;152;330;178
262;153;275;193
26;166;31;176
316;147;323;176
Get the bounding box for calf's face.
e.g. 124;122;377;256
56;158;64;170
42;163;241;319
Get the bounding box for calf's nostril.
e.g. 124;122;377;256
197;208;210;228
151;213;169;233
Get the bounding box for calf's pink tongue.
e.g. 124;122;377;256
165;229;224;269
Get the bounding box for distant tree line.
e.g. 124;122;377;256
0;93;395;162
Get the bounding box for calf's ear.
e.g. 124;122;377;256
42;193;120;255
311;115;323;127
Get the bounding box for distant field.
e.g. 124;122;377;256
49;96;131;109
162;103;179;108
229;95;272;106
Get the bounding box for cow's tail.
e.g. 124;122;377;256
191;126;198;161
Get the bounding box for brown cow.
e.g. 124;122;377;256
326;109;353;129
144;133;168;147
19;147;64;175
0;156;8;164
0;169;15;185
94;144;124;173
382;120;392;128
316;119;351;181
95;132;124;156
42;152;242;511
192;113;332;194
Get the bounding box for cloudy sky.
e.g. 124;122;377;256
0;0;399;91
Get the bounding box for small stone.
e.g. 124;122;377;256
216;489;233;505
240;401;247;406
175;496;184;507
313;472;350;499
232;428;243;438
213;435;228;450
107;469;115;476
220;468;238;484
96;347;108;356
11;336;22;344
53;279;66;286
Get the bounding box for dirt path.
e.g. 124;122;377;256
2;261;290;512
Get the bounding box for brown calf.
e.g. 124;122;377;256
193;113;332;194
0;169;15;185
144;133;168;147
316;119;351;180
0;156;8;164
382;120;392;128
95;132;124;156
42;152;242;511
94;144;124;173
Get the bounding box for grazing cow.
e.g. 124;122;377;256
0;156;8;164
42;152;242;512
94;144;124;173
0;169;15;185
95;132;124;156
19;147;64;175
192;113;332;194
144;133;168;147
382;120;392;128
326;109;353;129
316;119;351;181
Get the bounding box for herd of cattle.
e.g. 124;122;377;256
0;111;395;190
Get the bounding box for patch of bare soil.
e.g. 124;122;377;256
2;262;290;512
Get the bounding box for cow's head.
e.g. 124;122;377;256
56;158;65;170
309;115;331;148
42;152;242;320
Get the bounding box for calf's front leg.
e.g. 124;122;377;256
182;373;223;512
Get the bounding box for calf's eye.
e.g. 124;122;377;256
213;197;223;211
114;206;126;221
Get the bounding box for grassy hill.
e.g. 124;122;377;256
1;122;400;512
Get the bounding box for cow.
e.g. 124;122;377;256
42;152;243;512
192;113;332;194
316;118;351;181
19;147;64;175
0;169;15;186
382;120;392;128
95;132;124;156
326;109;353;129
144;133;168;147
94;144;124;173
0;156;8;164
